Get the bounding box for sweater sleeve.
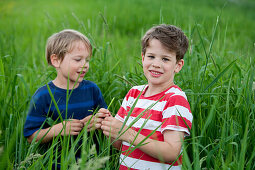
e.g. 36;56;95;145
93;84;107;109
23;91;48;138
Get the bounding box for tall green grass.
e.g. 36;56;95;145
0;0;254;169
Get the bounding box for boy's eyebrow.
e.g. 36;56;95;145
162;55;173;58
72;55;90;58
72;55;92;61
146;52;173;58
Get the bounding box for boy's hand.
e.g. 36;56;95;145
81;109;110;131
97;108;112;117
101;117;131;141
53;119;84;136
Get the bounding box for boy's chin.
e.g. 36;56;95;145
78;77;84;82
70;78;83;84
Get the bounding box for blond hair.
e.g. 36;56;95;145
46;29;92;65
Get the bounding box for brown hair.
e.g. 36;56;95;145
46;29;92;65
141;24;189;61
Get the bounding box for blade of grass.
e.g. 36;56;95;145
203;59;236;92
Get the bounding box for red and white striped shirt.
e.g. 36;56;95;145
115;85;193;170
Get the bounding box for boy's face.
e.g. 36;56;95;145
142;39;183;89
54;40;90;88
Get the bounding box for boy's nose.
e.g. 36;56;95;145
81;60;88;66
152;61;161;68
152;63;160;67
80;60;89;69
84;63;89;69
151;58;162;68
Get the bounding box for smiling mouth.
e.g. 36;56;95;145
151;71;161;75
78;71;86;76
149;70;162;77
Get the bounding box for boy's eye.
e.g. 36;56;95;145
147;56;155;59
162;58;170;62
85;59;90;62
75;58;81;62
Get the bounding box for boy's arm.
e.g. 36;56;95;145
110;137;122;150
27;119;84;143
101;117;184;162
127;129;184;162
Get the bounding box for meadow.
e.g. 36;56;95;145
0;0;255;169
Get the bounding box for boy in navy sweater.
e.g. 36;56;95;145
24;29;107;145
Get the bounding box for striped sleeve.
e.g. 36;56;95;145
116;95;128;122
161;94;192;136
115;85;145;122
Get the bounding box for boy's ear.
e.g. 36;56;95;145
50;54;60;68
174;59;184;73
141;52;145;61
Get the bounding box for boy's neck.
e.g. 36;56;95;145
144;82;174;97
52;79;80;90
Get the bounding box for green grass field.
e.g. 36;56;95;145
0;0;255;169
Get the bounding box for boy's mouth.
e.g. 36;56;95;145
77;71;86;77
149;70;162;77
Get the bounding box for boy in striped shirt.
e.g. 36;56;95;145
100;24;193;170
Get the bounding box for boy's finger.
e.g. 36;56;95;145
95;112;105;118
82;116;93;124
102;130;109;137
88;123;101;131
104;116;115;122
95;118;103;123
98;108;110;114
75;122;84;128
98;108;107;112
94;123;101;129
80;115;92;123
104;117;110;121
101;125;106;131
84;121;94;128
70;131;80;136
69;119;81;122
71;126;82;132
87;124;93;129
101;119;108;125
108;111;113;117
101;124;113;132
